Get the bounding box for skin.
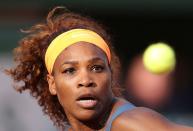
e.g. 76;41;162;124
47;42;193;131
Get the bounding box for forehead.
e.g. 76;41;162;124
55;42;109;64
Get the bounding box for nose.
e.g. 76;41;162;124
78;70;95;88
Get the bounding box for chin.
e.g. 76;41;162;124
75;109;101;121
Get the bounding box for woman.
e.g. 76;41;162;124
7;6;193;131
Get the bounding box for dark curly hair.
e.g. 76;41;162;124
6;6;122;129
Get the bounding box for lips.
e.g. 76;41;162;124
76;93;98;109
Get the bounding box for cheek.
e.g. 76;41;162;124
96;73;113;96
54;77;77;108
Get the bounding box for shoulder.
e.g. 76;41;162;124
111;106;174;131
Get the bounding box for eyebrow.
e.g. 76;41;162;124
88;57;105;63
61;57;105;65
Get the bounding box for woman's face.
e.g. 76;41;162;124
47;42;113;121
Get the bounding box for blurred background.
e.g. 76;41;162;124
0;0;193;130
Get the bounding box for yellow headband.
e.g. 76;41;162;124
45;29;111;74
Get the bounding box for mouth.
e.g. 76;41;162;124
76;94;98;109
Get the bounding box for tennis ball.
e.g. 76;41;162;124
143;42;176;74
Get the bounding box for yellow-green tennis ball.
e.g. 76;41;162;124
143;42;176;74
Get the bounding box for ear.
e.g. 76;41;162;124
47;74;57;95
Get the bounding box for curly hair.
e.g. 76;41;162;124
6;6;122;129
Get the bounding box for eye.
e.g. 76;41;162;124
63;67;76;74
91;65;104;73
